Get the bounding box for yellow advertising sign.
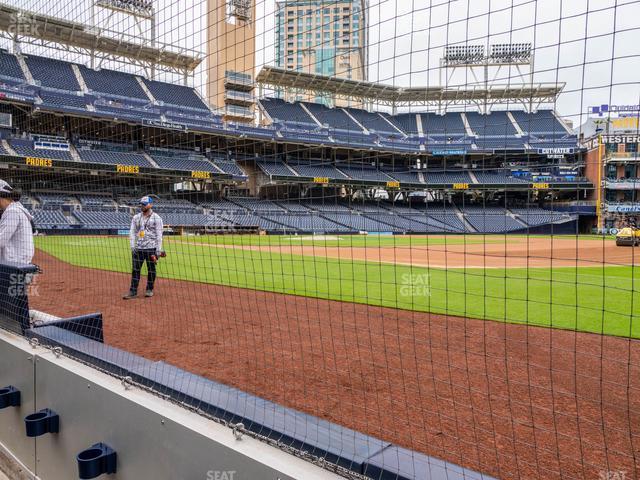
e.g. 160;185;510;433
453;183;469;190
25;157;53;168
191;171;211;179
313;177;329;184
532;182;550;190
116;165;140;174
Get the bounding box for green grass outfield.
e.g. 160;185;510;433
35;234;640;338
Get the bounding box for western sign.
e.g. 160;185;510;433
601;135;640;144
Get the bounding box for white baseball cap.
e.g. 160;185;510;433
0;180;13;194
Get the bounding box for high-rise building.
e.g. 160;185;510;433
274;0;367;106
207;0;256;121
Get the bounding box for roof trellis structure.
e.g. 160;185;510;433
0;2;203;76
256;66;564;112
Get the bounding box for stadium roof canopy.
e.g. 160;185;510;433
256;66;564;111
0;3;203;74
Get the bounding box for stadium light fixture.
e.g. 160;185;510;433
95;0;155;20
489;43;532;64
442;45;485;66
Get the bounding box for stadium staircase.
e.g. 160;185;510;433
342;108;369;134
380;114;406;136
507;111;525;136
143;152;159;168
452;204;478;233
461;112;476;137
71;64;89;93
1;140;16;156
16;54;34;84
137;77;156;102
467;171;480;184
506;208;530;229
68;144;82;162
415;114;425;137
300;103;323;127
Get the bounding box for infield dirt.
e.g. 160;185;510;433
171;235;640;268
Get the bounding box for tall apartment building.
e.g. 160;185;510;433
274;0;367;106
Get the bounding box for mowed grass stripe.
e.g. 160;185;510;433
35;236;640;338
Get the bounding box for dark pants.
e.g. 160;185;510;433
129;249;157;293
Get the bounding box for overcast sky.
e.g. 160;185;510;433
2;0;639;126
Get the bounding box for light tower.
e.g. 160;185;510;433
440;43;534;113
207;0;256;121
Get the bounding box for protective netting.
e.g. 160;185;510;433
0;0;637;479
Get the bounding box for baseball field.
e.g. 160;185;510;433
35;233;639;337
30;234;640;479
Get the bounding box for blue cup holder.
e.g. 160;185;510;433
77;443;117;479
24;408;59;437
0;386;20;409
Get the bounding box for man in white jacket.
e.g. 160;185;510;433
123;195;163;299
0;180;34;265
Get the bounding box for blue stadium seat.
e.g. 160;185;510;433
511;208;575;227
344;108;402;134
383;170;423;184
78;195;117;210
261;214;346;233
152;155;218;172
32;210;72;228
302;102;363;131
77;148;152;167
257;161;298;177
73;211;131;229
144;79;209;111
79;66;148;100
290;161;349;179
10;141;74;161
200;199;248;213
391;114;419;135
421;112;466;136
463;213;524;233
260;98;316;126
25;55;80;91
423;171;471;184
320;212;402;233
38;91;88;111
229;198;286;212
0;50;25;81
209;159;247;177
466;111;516;136
512;110;567;135
337;164;393;182
222;213;285;231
